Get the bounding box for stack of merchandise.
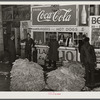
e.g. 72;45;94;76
47;61;85;91
10;59;45;91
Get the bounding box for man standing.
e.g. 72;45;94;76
8;33;16;64
80;37;96;88
65;33;73;47
21;33;35;61
78;34;86;53
48;35;59;70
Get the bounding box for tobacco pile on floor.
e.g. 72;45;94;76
46;61;85;91
10;59;45;91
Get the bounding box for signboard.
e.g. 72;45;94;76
59;48;77;62
79;5;89;26
90;16;100;28
32;5;76;26
90;16;100;68
2;7;13;21
31;26;89;32
13;5;30;21
36;46;48;65
90;16;100;46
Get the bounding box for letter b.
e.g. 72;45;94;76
92;17;96;24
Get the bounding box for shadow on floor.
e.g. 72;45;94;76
0;63;11;91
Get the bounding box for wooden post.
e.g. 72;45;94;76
0;6;4;57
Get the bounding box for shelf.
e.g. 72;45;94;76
74;39;82;40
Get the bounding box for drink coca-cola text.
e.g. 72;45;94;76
37;9;72;22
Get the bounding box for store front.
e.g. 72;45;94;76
2;5;30;56
29;5;89;65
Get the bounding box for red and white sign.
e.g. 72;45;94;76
32;5;76;26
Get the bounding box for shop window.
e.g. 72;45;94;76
91;28;100;49
33;32;44;45
58;32;73;47
74;32;83;46
45;32;57;45
58;32;84;47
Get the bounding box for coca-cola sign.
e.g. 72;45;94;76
32;5;76;25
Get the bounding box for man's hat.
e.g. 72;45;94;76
50;35;56;39
84;37;90;42
27;33;31;36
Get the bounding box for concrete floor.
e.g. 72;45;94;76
0;63;11;91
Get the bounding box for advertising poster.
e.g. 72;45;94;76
90;16;100;67
79;5;89;26
13;5;30;20
2;6;13;21
32;5;76;26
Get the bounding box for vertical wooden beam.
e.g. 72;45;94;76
0;5;4;56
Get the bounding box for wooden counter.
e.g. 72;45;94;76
58;46;78;63
36;45;78;65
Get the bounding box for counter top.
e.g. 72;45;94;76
21;44;77;50
35;45;77;50
58;46;77;50
35;45;49;48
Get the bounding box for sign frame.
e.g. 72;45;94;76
31;5;77;27
90;16;100;67
2;6;13;21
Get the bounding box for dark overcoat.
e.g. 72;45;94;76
8;39;16;63
80;41;96;86
80;42;96;67
48;39;59;61
21;38;35;53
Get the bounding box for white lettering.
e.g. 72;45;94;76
37;10;51;22
37;9;72;22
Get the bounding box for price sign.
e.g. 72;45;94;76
59;48;77;62
36;46;48;65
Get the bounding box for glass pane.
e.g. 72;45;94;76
33;32;44;45
45;32;57;45
91;28;100;48
58;32;73;46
